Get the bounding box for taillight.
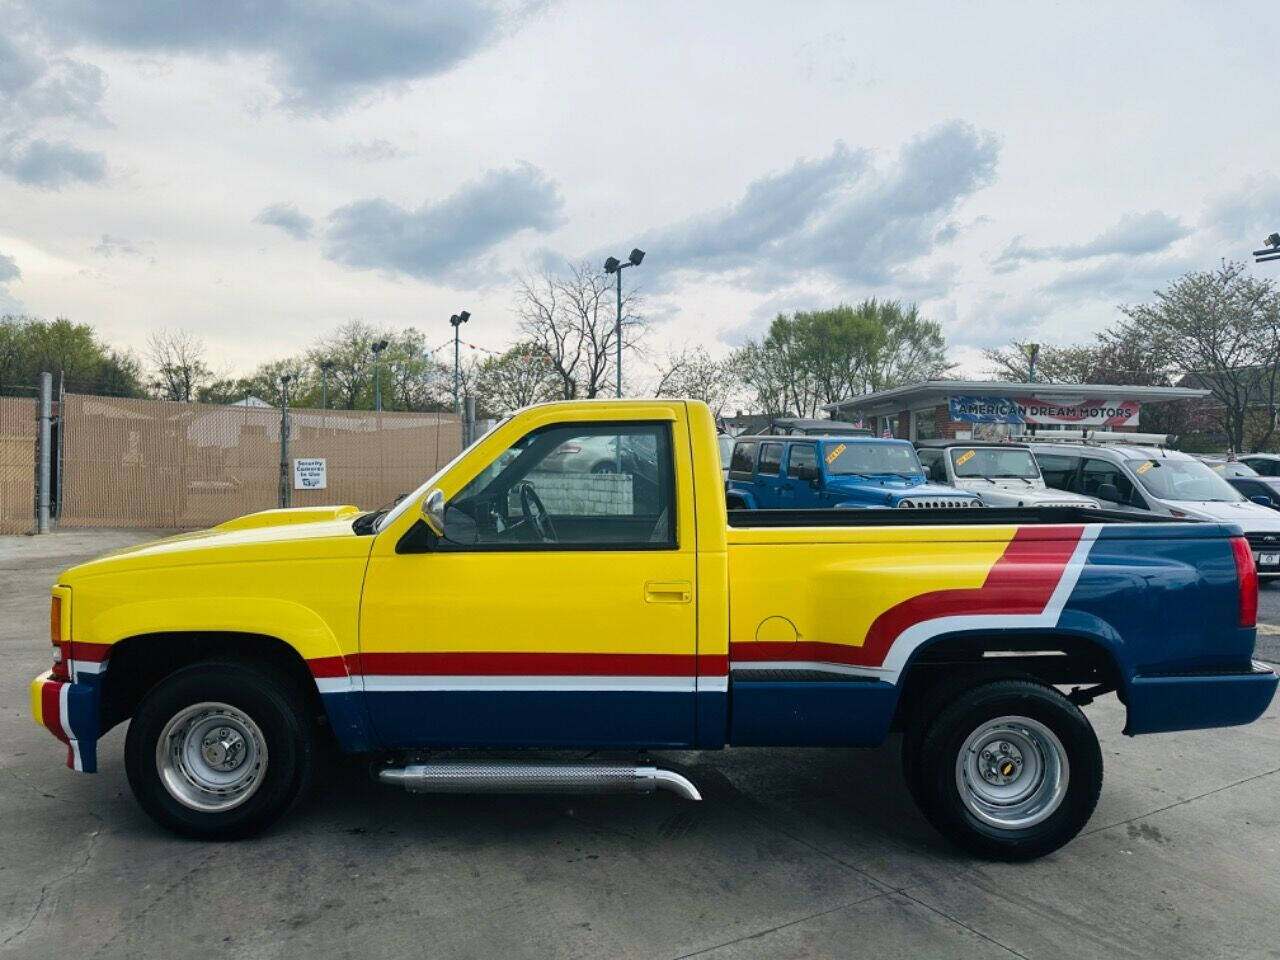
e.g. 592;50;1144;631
1231;536;1258;628
50;596;70;681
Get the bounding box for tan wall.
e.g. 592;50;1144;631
0;396;35;534
58;395;462;530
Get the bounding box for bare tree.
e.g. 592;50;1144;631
146;329;211;401
516;261;644;399
477;341;559;413
306;320;389;409
652;344;741;418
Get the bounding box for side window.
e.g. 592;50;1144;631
758;443;783;476
917;449;945;480
444;422;676;549
1080;458;1138;504
1035;453;1079;491
729;441;757;477
787;444;819;479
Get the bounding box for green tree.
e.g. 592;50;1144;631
982;340;1104;384
306;320;389;409
0;314;146;397
476;341;559;413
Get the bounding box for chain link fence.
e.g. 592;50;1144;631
0;393;462;532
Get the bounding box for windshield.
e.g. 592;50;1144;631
718;435;734;463
1128;456;1246;503
1205;460;1258;478
950;447;1040;480
822;441;923;478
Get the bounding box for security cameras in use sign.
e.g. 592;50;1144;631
293;458;327;490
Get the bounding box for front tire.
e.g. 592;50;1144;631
911;679;1102;860
125;661;314;840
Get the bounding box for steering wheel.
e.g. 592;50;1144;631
516;481;557;542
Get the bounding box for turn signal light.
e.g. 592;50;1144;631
1231;537;1258;628
50;597;70;681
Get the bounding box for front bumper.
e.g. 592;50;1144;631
1124;661;1279;735
30;671;100;772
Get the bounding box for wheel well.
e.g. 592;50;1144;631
893;633;1122;733
100;632;326;735
725;493;748;510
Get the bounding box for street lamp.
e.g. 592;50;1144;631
450;310;471;414
278;374;293;508
1255;233;1280;265
319;360;334;409
603;248;644;397
371;339;389;412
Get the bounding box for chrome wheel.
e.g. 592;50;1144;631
155;702;268;812
954;715;1069;830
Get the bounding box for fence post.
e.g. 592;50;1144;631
463;394;476;448
37;372;52;534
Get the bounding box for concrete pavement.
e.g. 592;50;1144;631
2;530;1278;960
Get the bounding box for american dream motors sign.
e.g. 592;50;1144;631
948;395;1140;427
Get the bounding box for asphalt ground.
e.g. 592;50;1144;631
2;530;1279;960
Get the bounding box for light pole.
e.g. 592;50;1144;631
1255;233;1280;265
371;339;389;411
278;374;292;508
450;310;471;414
319;360;334;409
603;248;644;397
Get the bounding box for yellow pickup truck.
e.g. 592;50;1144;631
30;399;1277;859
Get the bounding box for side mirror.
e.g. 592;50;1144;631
422;488;445;536
1251;495;1274;507
1096;482;1121;503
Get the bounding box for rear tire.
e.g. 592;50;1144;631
125;660;314;840
910;679;1102;860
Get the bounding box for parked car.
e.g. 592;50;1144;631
1032;440;1280;577
1202;458;1280;510
755;417;872;436
915;441;1099;509
1238;453;1280;477
725;435;982;510
29;400;1276;861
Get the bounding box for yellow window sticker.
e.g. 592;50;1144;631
1137;461;1154;474
825;443;847;464
1211;463;1224;473
955;449;976;466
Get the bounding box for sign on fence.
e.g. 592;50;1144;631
293;457;327;490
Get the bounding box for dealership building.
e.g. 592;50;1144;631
823;380;1209;442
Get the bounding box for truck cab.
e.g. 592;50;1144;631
725;435;982;510
915;440;1100;509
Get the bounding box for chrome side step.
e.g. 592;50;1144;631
377;760;701;800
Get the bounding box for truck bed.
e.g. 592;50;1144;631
726;505;1187;528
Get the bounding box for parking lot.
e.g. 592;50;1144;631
2;530;1279;960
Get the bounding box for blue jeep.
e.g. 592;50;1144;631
724;435;983;510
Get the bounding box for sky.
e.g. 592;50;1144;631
1;0;1278;387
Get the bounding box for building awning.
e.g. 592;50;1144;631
824;380;1209;420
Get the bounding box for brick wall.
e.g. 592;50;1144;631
515;471;634;515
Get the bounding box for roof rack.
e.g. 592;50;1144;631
1023;429;1174;447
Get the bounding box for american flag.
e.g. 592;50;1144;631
882;427;891;438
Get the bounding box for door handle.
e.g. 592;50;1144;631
645;581;692;604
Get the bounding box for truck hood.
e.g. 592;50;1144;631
954;479;1099;508
58;505;373;583
1168;499;1280;531
825;475;980;507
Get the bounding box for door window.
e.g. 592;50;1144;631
917;448;945;481
1080;457;1139;505
1034;453;1080;491
729;441;757;477
758;443;783;476
787;444;819;479
443;422;676;549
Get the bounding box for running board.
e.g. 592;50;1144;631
377;760;701;800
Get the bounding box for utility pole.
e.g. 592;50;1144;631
1024;342;1040;383
602;249;645;397
450;311;471;414
37;371;51;534
278;374;292;509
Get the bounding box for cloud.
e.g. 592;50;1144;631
993;210;1190;272
0;135;106;188
0;34;109;127
637;121;998;290
29;0;536;112
322;163;564;280
91;234;145;257
254;202;315;241
0;253;20;283
341;138;408;162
